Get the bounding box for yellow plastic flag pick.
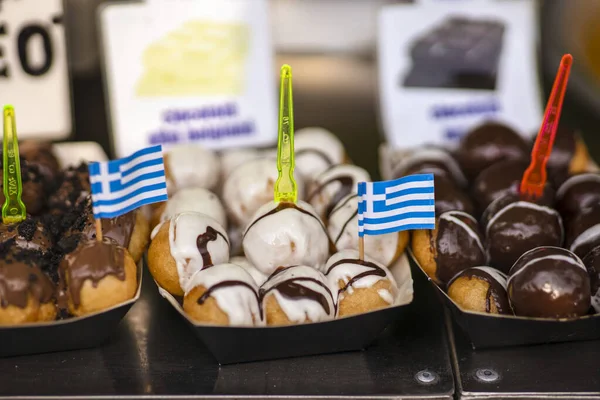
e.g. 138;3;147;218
2;105;26;224
274;64;298;203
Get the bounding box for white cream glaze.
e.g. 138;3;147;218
440;211;485;254
154;212;230;291
260;265;335;323
325;249;398;307
570;224;600;256
223;157;305;227
220;148;263;179
556;173;600;200
391;147;467;186
507;247;586;284
294;127;345;182
160;187;227;229
472;266;508;290
328;194;400;267
165;145;221;193
308;164;371;218
242;200;330;275
230;256;268;286
186;263;264;326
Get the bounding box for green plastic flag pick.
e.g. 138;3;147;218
2;105;26;224
274;64;297;203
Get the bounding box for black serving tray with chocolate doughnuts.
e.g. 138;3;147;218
155;255;414;364
0;260;142;358
408;249;600;349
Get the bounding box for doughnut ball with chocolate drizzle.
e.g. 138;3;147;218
223;158;305;228
294;127;346;183
327;194;408;267
148;212;230;296
242;200;330;276
230;256;268;286
59;238;137;317
556;173;600;220
307;164;370;221
508;247;590;318
151;187;226;230
0;247;56;325
582;246;600;313
183;263;263;326
325;250;398;317
412;211;486;284
447;266;511;315
566;203;600;259
260;265;335;326
455;122;528;181
483;196;563;273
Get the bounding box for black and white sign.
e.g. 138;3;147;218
0;0;71;139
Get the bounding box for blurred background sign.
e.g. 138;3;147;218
99;0;276;157
0;0;71;139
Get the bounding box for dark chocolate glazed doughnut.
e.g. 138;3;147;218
434;175;475;216
566;203;600;259
556;173;600;220
433;211;487;283
471;159;528;214
456;122;528;180
447;266;510;314
508;247;590;318
544;126;578;188
392;147;467;187
582;246;600;313
484;199;563;273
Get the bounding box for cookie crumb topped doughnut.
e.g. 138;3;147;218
447;266;510;315
260;265;335;326
325;250;398;317
183;263;263;326
508;247;590;318
148;212;229;295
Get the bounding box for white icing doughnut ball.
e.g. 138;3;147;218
230;256;268;286
242;200;330;275
160;187;227;229
165;145;221;193
294;127;345;182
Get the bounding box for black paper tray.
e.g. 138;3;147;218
0;261;142;358
156;254;415;364
408;249;600;349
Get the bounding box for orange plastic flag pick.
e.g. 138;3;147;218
520;54;573;200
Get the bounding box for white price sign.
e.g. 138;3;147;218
99;0;277;157
0;0;71;139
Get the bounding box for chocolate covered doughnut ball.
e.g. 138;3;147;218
508;247;590;318
148;212;230;295
243;201;330;275
391;147;467;187
0;249;56;325
471;159;528;214
183;263;263;326
412;211;486;284
325;250;398;317
260;265;335;325
485;199;563;273
456;122;528;180
582;246;600;313
434;175;475;216
566;203;600;259
60;239;137;317
447;266;510;314
556;173;600;219
307;164;370;220
19;140;60;183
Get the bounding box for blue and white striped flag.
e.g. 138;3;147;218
88;145;168;219
358;174;435;236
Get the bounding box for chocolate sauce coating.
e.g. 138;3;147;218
485;201;563;273
433;211;486;283
0;251;54;309
392;148;466;187
244;202;327;238
456;122;528;180
0;219;52;252
471;159;528;214
326;258;387;296
197;280;260;307
447;267;510;314
196;226;229;267
307;171;355;218
259;276;332;315
557;174;600;220
508;247;590;318
582;246;600;313
566;204;600;259
434;175;475;216
60;239;126;308
543;126;578;188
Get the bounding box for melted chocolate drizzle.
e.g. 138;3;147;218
326;258;387;296
259;277;332;315
244;202;327;238
197;280;260;306
196;226;228;267
307;174;355;218
0;257;54;309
